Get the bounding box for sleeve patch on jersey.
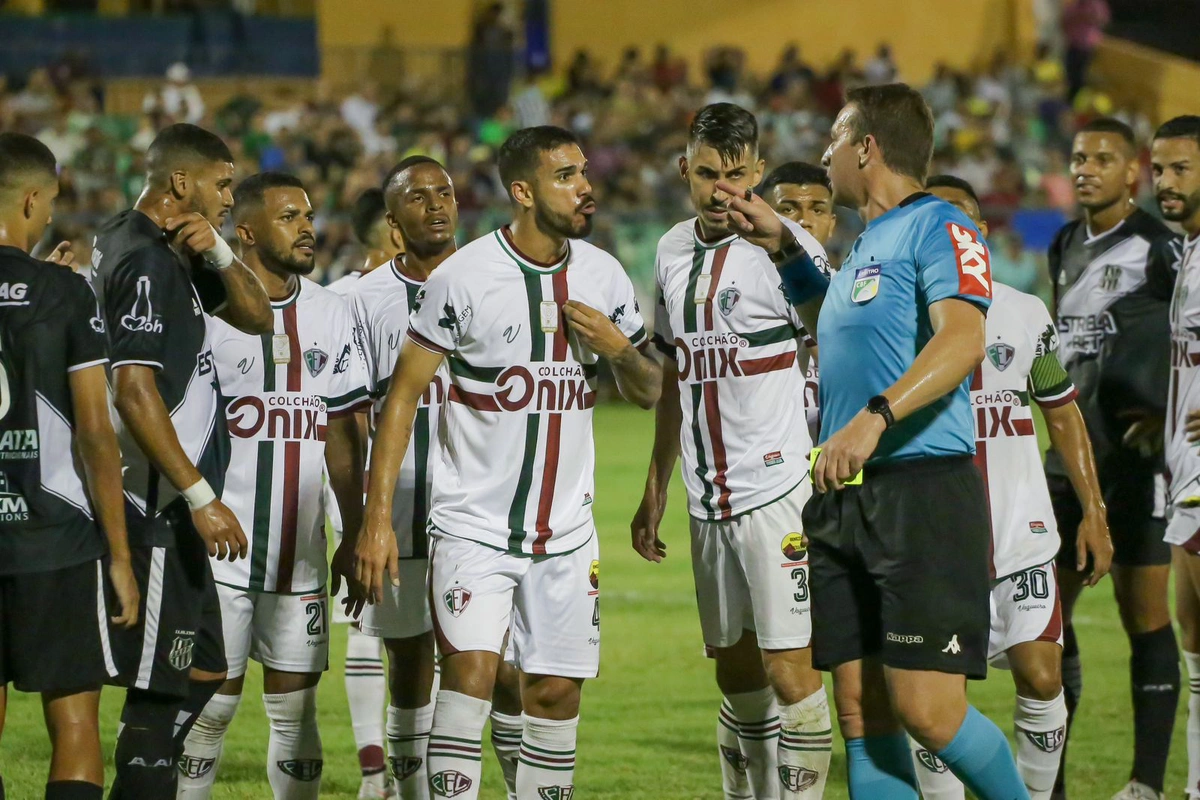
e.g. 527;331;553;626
946;222;992;298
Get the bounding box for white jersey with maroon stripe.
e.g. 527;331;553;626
652;218;824;521
1166;235;1200;515
407;227;647;555
972;282;1076;580
209;278;371;593
350;257;447;559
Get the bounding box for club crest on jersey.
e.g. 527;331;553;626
851;266;880;304
1029;521;1048;534
169;634;194;671
987;342;1015;371
916;749;950;773
277;759;323;781
1025;726;1065;753
720;745;748;773
390;755;423;781
304;348;329;376
178;755;216;778
444;586;471;617
589;560;599;590
779;765;820;792
1100;264;1121;292
537;787;575;800
718;287;741;316
781;532;807;560
947;222;992;296
430;769;473;797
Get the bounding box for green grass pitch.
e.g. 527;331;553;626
0;403;1189;797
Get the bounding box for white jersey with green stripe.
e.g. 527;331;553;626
350;256;447;559
971;281;1076;581
1167;235;1200;508
653;217;822;521
407;226;648;555
209;278;371;593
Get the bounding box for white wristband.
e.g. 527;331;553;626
181;478;216;511
201;231;235;271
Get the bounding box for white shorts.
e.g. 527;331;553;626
429;531;600;679
217;583;330;678
358;558;433;639
988;562;1063;667
1166;504;1200;552
690;481;813;650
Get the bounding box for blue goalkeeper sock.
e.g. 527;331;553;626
936;706;1029;800
846;734;919;799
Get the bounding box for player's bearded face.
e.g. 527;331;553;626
1071;133;1135;210
260;187;316;274
188;161;235;228
1152;137;1200;224
681;144;764;238
532;145;595;240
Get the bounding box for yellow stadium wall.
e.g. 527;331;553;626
1092;36;1200;124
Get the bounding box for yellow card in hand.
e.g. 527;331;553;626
809;447;864;485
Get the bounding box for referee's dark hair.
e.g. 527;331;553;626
384;155;445;196
146;124;233;183
232;172;305;222
845;83;935;183
351;188;388;247
497;126;579;200
1154;115;1200;146
1078;117;1137;154
762;162;830;196
689;103;759;165
0;132;57;202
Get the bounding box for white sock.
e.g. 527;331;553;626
388;703;433;800
777;686;832;798
909;734;965;799
346;626;387;783
263;687;323;800
724;687;780;800
427;690;490;800
178;692;241;798
1014;691;1069;799
717;699;752;799
516;714;577;800
490;711;523;800
1185;651;1200;799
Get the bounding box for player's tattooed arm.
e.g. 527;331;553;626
358;339;444;603
70;365;139;628
113;365;248;561
632;358;681;563
327;413;368;615
563;300;662;409
165;213;273;334
1044;400;1113;585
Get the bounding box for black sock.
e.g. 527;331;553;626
172;678;224;752
1130;624;1180;792
1052;623;1081;797
109;688;184;800
46;780;102;800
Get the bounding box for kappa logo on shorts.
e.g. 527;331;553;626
1025;726;1065;753
720;745;749;773
1029;521;1048;534
278;759;323;781
431;769;473;797
390;755;423;780
304;348;329;376
178;755;216;778
444;586;472;617
942;634;962;655
718;287;741;316
537;786;575;800
947;222;992;297
168;634;195;671
778;765;820;791
986;341;1015;371
915;749;950;773
851;266;880;304
589;560;600;590
781;532;807;561
886;632;923;645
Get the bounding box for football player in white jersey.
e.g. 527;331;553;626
329;188;405;296
356;126;661;800
906;176;1112;800
633;105;833;800
1153;115;1200;800
179;172;371;799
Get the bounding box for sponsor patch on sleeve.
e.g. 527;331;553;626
946;222;992;299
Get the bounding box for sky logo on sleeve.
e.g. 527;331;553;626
947;223;992;298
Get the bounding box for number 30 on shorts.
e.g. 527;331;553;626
1011;568;1050;602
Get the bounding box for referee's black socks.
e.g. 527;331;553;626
46;780;101;800
1130;624;1180;792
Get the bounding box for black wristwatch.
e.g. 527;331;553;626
867;395;894;428
768;232;803;264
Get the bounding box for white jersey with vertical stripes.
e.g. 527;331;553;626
407;227;647;555
350;256;448;559
209;278;371;593
1167;235;1200;509
971;282;1076;580
652;218;823;521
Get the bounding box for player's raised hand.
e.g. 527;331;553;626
1120;409;1164;457
630;491;668;563
354;520;400;605
331;538;369;619
564;301;633;361
813;409;886;493
1077;509;1114;587
108;556;140;628
714;179;786;254
44;240;77;270
164;212;223;258
192;499;249;560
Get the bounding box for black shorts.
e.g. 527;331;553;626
111;505;225;698
1051;467;1168;570
801;456;991;679
0;557;119;694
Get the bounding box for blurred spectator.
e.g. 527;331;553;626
989;229;1043;295
142;63;205;124
512;71;551;129
864;44;898;85
37;112;85;165
769;44;816;94
652;45;688;93
1062;0;1110;99
467;2;515;118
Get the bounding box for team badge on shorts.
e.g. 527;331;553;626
169;634;195;671
431;769;473;797
537;787;575;800
779;765;819;791
390;755;423;781
720;745;748;773
781;532;807;561
444;586;472;617
303;348;329;376
589;560;599;591
718;287;741;316
986;342;1015;371
851;266;880;304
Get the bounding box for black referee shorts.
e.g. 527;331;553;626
111;503;226;699
1051;462;1169;570
801;456;991;679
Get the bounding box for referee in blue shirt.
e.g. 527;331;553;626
719;84;1028;799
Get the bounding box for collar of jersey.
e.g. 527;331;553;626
691;220;738;250
495;227;569;274
269;281;301;308
390;255;424;285
864;192;932;232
